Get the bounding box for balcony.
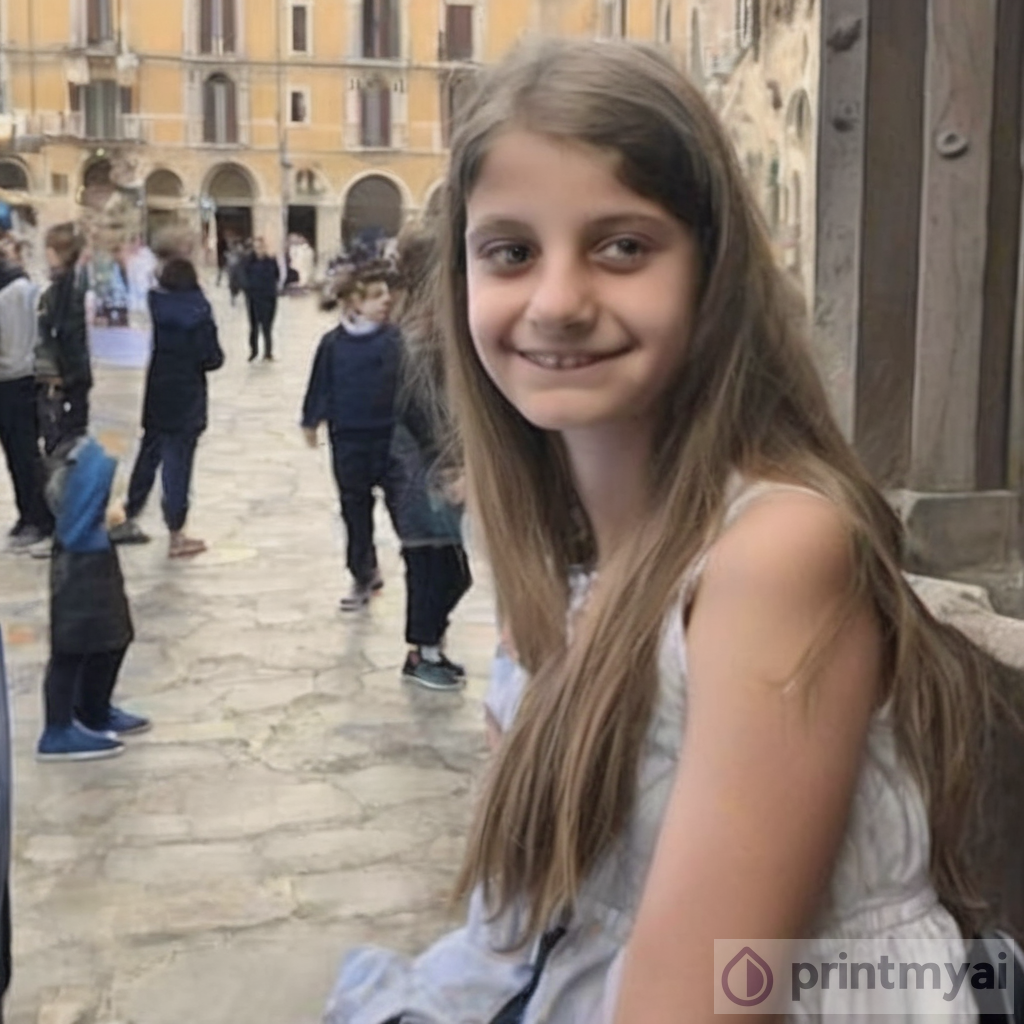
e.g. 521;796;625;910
15;112;147;144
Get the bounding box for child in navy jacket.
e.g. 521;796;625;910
301;264;404;611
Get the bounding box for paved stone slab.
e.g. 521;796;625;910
0;280;496;1024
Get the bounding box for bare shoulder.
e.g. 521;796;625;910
687;489;877;697
700;489;855;606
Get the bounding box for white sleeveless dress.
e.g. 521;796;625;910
326;478;976;1023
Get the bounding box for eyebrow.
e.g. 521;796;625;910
465;212;673;247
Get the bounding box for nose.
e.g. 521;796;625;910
526;250;596;340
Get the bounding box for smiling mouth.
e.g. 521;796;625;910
518;350;624;370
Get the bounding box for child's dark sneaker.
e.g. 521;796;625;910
402;652;465;692
370;568;384;592
109;519;151;545
90;707;152;736
36;724;125;762
339;582;372;612
438;654;466;680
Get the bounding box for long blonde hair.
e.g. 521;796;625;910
440;38;1004;945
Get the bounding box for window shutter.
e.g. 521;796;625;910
69;84;82;112
203;80;216;143
225;79;238;143
445;5;473;60
439;78;451;146
199;0;213;53
87;0;100;43
379;83;391;146
222;0;237;54
119;86;132;114
385;0;400;58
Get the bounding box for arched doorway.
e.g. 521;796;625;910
289;167;323;256
342;174;403;253
205;162;256;266
81;158;115;209
0;161;29;192
144;168;185;246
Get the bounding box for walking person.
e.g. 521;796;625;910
301;262;402;611
243;237;280;362
389;228;472;691
36;435;149;762
226;240;246;308
35;224;90;455
326;39;1018;1023
110;257;223;558
0;228;54;552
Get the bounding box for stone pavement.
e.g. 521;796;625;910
0;282;498;1024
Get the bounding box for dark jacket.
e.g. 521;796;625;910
142;287;224;434
36;267;90;390
301;323;401;438
47;437;133;654
244;255;280;301
389;369;464;546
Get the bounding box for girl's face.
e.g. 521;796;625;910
45;246;62;270
465;130;701;437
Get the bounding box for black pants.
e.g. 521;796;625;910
43;646;127;731
125;430;199;533
0;377;52;533
329;432;402;587
247;296;277;358
403;545;472;647
36;382;89;456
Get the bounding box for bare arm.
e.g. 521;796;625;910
613;494;881;1024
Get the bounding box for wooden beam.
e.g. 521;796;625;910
910;0;998;490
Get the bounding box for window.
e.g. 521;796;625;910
203;74;238;144
657;0;672;43
440;70;475;146
737;0;759;50
598;0;626;38
72;81;118;139
52;173;70;196
200;0;237;55
362;0;399;59
291;3;309;53
443;5;474;61
289;88;309;124
87;0;114;44
360;77;391;147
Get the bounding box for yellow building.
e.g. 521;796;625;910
0;0;536;262
0;0;813;281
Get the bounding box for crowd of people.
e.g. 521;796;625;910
1;33;1023;1024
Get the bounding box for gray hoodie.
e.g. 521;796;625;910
0;260;39;383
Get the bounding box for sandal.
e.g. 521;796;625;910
168;536;207;559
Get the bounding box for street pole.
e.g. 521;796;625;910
276;0;289;279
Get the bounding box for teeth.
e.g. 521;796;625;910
523;353;602;370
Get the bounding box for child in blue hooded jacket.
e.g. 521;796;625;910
36;435;149;762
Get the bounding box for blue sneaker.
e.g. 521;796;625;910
79;706;152;737
36;724;125;762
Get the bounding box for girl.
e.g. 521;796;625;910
327;39;1016;1023
390;226;472;691
112;257;223;557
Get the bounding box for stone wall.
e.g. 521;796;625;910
911;575;1024;939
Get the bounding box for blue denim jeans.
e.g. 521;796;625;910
124;430;199;532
